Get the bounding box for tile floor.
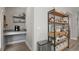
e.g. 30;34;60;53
1;39;79;51
64;39;79;51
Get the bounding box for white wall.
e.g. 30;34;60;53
26;7;34;50
70;13;78;40
76;13;79;38
33;7;78;51
77;15;79;37
0;7;5;50
5;7;26;30
33;7;52;50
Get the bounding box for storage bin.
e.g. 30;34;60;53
37;40;51;51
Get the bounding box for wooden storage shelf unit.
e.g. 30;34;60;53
48;9;70;51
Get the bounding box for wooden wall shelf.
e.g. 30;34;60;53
13;16;25;19
48;21;68;25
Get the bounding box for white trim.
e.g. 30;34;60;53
7;40;26;45
25;41;32;51
71;37;77;40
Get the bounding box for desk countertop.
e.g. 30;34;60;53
4;30;26;36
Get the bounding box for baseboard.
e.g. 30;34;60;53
25;41;32;51
0;48;4;51
71;37;77;40
7;40;26;45
69;39;77;48
0;48;1;51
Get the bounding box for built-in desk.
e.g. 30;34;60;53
4;30;26;45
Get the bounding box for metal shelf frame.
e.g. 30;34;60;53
48;9;70;51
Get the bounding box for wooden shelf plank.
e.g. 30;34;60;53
52;11;66;17
48;32;68;37
49;10;67;17
48;21;68;25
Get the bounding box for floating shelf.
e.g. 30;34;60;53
13;16;25;19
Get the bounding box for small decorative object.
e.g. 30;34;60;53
52;40;54;44
23;13;25;16
56;37;60;43
51;18;54;22
56;26;62;32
